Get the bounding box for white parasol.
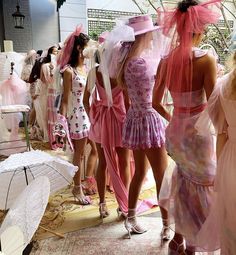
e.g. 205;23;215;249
0;225;24;255
0;176;50;251
0;150;77;209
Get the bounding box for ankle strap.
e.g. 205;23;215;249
127;215;136;219
74;184;83;189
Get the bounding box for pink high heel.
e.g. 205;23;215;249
82;176;97;195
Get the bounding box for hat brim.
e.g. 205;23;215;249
134;26;160;36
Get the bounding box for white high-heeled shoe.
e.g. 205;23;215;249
124;215;147;239
161;219;171;242
116;208;127;219
99;202;109;222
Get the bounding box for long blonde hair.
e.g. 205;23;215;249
116;32;153;87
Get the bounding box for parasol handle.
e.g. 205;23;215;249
39;225;65;239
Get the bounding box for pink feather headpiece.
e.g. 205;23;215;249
57;25;83;69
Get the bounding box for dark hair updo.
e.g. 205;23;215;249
178;0;199;12
69;32;90;67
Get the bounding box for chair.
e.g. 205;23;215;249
0;104;31;155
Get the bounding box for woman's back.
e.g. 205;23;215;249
167;49;216;95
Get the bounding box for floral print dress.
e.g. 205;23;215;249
122;57;165;149
61;65;90;140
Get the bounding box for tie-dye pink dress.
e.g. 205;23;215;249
160;88;217;251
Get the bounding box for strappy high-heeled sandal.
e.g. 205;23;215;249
116;208;127;219
124;214;147;239
99;202;109;222
161;218;171;242
82;176;97;195
168;239;185;255
72;185;91;205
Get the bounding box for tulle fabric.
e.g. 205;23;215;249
0;74;28;130
157;0;221;103
99;24;135;106
57;25;83;69
159;88;217;251
194;70;236;254
156;1;221;251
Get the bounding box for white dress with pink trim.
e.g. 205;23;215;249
61;65;90;140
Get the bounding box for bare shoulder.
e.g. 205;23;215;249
63;67;73;76
200;53;216;66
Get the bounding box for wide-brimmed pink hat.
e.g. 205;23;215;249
126;15;159;36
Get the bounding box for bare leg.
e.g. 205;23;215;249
125;150;148;235
95;143;107;204
145;146;168;222
85;139;98;177
128;150;148;212
83;139;98;195
72;137;90;204
116;147;131;190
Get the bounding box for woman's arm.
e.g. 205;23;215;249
122;87;130;112
203;54;217;100
203;55;226;159
60;68;72;116
152;60;171;122
83;81;91;116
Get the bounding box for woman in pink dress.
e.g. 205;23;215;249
153;0;220;253
84;48;130;219
210;46;236;255
40;46;59;149
116;15;169;240
195;49;236;254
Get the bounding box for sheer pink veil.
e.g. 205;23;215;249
156;0;221;110
57;25;83;69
